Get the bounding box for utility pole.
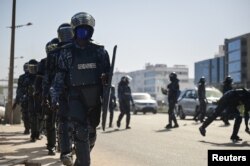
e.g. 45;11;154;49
6;0;16;124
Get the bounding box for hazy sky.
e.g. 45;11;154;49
0;0;250;79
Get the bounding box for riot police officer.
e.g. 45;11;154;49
50;12;110;166
193;76;206;122
44;24;75;162
199;89;250;142
13;63;30;134
109;85;116;128
27;59;43;142
117;76;134;129
162;72;179;129
34;57;57;155
221;76;233;125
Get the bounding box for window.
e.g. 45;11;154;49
228;39;241;52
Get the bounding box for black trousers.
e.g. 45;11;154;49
202;103;242;139
168;101;178;126
118;100;131;127
194;99;206;121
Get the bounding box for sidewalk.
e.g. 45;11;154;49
0;124;63;166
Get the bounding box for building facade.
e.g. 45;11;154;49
195;56;225;88
225;33;250;88
194;33;250;89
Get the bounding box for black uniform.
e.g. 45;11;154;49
117;77;134;129
15;71;30;134
164;73;179;129
51;41;110;165
221;78;233;125
43;38;72;158
199;89;250;142
194;79;206;122
34;58;57;155
27;59;42;142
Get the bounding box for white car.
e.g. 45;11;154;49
177;87;222;119
132;93;158;114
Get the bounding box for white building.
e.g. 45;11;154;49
112;63;194;102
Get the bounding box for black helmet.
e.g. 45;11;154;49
57;23;73;43
28;59;38;74
224;75;233;84
45;38;59;53
71;12;95;30
23;62;29;73
121;75;132;84
169;72;177;82
71;12;95;40
199;76;206;84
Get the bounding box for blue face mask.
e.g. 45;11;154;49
76;27;90;40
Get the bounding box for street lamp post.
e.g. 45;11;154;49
6;0;16;124
5;0;32;124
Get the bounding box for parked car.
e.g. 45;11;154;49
132;93;158;114
177;87;222;119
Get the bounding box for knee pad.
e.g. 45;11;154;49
75;126;88;142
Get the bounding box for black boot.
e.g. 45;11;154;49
165;124;172;129
117;121;121;128
199;126;206;136
230;136;242;142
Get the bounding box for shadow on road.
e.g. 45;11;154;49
102;128;127;134
199;140;250;147
155;128;172;133
0;130;61;166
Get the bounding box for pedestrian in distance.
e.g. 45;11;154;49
193;76;206;123
117;75;135;129
161;72;180;129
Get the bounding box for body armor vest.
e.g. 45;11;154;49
69;46;100;86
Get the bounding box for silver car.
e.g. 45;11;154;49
132;93;158;114
177;87;222;119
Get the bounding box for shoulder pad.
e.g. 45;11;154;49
89;40;104;47
61;43;74;49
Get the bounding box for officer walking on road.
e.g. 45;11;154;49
199;89;250;142
117;76;134;129
162;72;179;129
50;12;110;166
13;63;30;134
27;59;43;142
193;76;206;122
221;76;233;126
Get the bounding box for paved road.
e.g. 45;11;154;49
0;112;249;166
93;112;250;166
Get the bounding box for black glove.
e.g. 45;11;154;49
101;73;108;85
